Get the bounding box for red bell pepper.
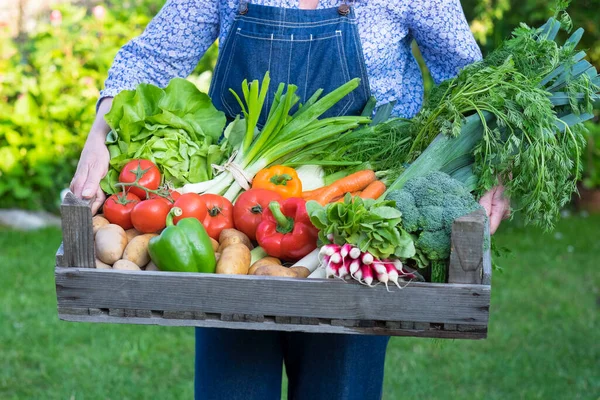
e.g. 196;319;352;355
256;198;319;261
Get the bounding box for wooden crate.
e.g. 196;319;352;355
55;193;492;339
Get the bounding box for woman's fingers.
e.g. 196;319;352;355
70;163;89;198
82;160;107;199
479;186;510;235
90;186;106;215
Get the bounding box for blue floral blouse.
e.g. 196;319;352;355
101;0;482;118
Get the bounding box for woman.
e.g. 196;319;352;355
71;1;509;398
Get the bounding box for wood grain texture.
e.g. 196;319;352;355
448;209;491;285
56;310;487;339
60;192;94;268
55;268;490;325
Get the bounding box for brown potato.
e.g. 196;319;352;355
95;258;112;269
95;224;127;265
217;229;253;252
125;228;141;243
214;252;221;263
113;259;141;271
248;257;281;275
290;266;311;278
92;215;110;234
216;243;251;275
144;261;160;271
210;237;219;252
252;264;297;278
123;233;158;267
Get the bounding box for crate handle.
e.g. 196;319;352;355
58;191;95;268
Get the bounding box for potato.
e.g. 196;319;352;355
248;257;281;275
113;259;141;271
145;261;160;271
123;233;158;267
95;224;127;265
216;243;251;275
217;229;253;252
125;228;141;243
95;258;112;269
92;215;110;234
214;252;221;263
253;264;297;278
210;237;219;252
290;266;311;278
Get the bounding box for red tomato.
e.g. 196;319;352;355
119;159;161;199
199;194;234;240
102;193;141;230
172;193;208;224
131;199;172;233
233;189;283;240
149;189;181;207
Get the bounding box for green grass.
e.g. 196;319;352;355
1;214;598;399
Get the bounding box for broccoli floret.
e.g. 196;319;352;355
385;171;484;265
385;189;419;232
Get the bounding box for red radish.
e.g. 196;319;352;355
385;262;403;289
349;259;361;277
361;252;374;265
376;269;390;292
349;247;361;259
372;261;387;276
319;244;340;258
340;243;353;259
361;264;374;286
393;259;418;280
354;267;363;282
327;261;342;278
326;233;334;241
330;252;342;264
338;257;351;279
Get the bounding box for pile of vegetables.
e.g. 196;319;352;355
90;7;599;289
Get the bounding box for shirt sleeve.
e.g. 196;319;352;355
99;0;219;101
408;0;482;84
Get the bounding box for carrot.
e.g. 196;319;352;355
302;187;325;198
359;180;386;200
333;191;362;203
311;170;376;205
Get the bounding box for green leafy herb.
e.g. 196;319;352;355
306;194;416;260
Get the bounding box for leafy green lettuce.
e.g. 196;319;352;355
101;78;227;193
306;194;416;260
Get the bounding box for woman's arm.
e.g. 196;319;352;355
72;0;219;214
100;0;219;100
408;0;482;83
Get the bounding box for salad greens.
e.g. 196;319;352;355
306;194;416;260
101;78;228;193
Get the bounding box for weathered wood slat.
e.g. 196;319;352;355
57;312;487;339
60;192;94;268
448;208;490;285
55;268;490;325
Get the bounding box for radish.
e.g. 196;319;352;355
385;262;403;289
361;264;374;286
371;260;387;276
338;257;351;279
349;247;361;260
361;252;374;265
354;267;363;282
349;259;361;277
319;244;340;259
340;243;353;259
330;252;342;265
376;269;390;292
326;261;342;278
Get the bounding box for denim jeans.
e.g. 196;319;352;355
195;328;389;400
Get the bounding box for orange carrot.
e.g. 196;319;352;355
359;181;386;200
302;187;327;199
312;170;376;205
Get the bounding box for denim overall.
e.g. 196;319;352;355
209;1;371;124
197;2;388;400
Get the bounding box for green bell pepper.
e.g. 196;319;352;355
148;207;216;273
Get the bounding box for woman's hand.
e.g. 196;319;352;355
70;98;113;215
70;136;110;215
479;185;510;235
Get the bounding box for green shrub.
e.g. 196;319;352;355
0;1;216;212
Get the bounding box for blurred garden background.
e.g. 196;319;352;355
0;0;598;399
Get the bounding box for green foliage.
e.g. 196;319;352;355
0;1;217;212
306;195;416;260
